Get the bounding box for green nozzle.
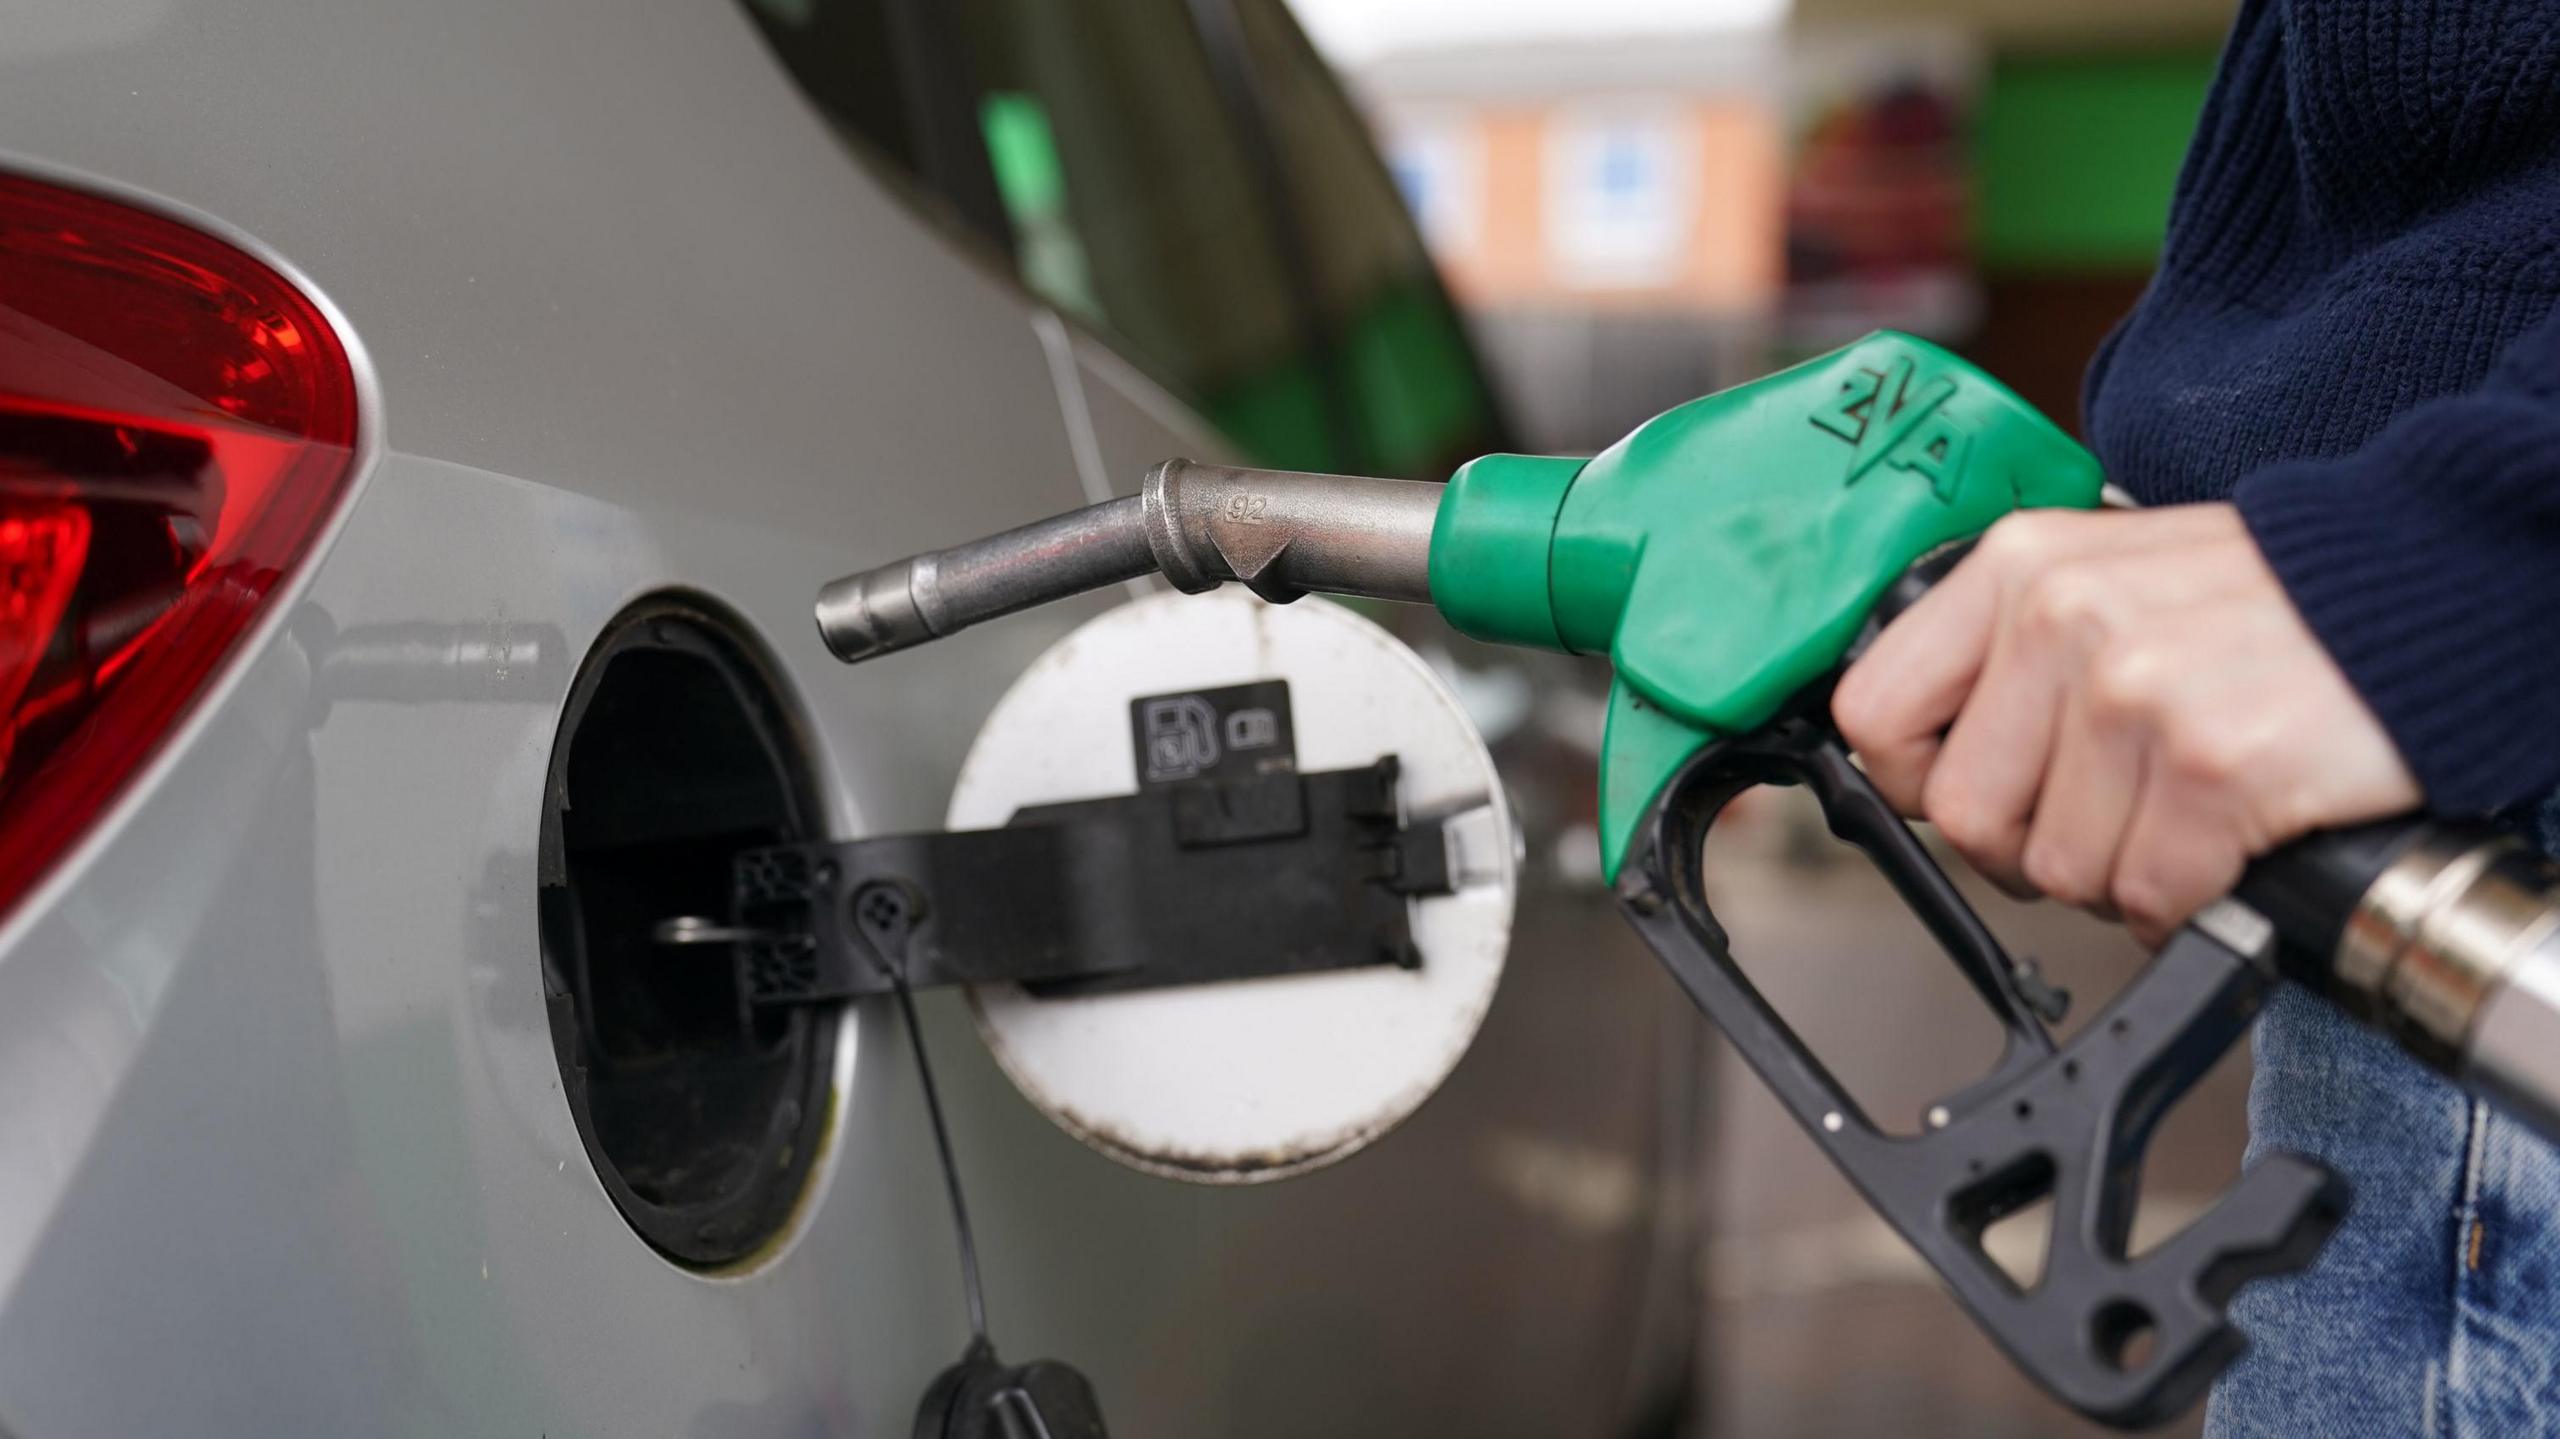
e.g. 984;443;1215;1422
1427;453;1583;652
1426;332;2105;879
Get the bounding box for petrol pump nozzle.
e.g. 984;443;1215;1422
813;460;1441;663
811;330;2560;1427
814;334;2560;1157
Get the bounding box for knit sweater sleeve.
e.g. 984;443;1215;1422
2235;302;2560;815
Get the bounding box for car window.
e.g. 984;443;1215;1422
738;0;923;178
741;0;1501;479
1225;0;1504;476
952;0;1343;472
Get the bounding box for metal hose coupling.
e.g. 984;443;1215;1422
2320;828;2560;1138
814;460;1443;662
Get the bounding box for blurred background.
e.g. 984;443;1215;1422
881;0;2251;1428
1300;0;2234;450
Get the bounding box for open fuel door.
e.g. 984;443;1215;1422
704;589;1515;1181
950;589;1514;1180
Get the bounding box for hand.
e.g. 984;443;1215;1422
1832;503;2421;947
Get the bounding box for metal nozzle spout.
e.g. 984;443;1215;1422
815;460;1443;663
815;495;1156;662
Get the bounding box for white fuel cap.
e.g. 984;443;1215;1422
949;589;1516;1183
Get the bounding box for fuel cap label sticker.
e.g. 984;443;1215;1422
1130;680;1295;786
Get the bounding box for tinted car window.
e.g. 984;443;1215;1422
1227;0;1503;476
738;0;922;177
954;0;1352;471
742;0;1500;478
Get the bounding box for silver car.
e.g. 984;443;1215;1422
0;0;1701;1433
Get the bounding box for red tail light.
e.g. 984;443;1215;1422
0;172;361;917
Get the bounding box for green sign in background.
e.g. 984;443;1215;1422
1976;52;2220;270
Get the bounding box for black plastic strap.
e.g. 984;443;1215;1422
728;758;1448;1005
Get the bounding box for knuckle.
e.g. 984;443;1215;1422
2228;717;2311;843
2109;871;2175;930
2162;717;2247;787
2237;763;2317;850
2088;641;2165;720
1830;675;1887;751
1926;776;2007;858
2253;784;2310;847
1976;512;2056;569
2022;840;2099;905
2019;568;2111;642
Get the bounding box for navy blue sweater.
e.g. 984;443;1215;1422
2085;0;2560;816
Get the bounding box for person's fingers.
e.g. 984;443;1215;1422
2006;545;2266;907
1923;617;2061;893
1935;530;2277;898
2019;680;2146;910
1836;508;2237;819
1917;544;2202;889
1833;556;1998;815
1840;507;2290;916
2111;774;2250;949
1842;504;2418;945
2103;628;2274;944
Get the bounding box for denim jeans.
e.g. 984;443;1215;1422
2208;803;2560;1438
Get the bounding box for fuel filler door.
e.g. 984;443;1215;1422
699;589;1516;1180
